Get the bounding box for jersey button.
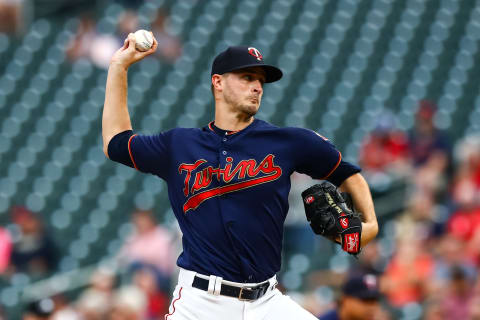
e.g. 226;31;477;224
222;138;227;142
222;151;227;155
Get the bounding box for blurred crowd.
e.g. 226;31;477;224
0;0;182;67
0;0;23;35
66;7;182;69
307;100;480;319
1;1;480;318
2;98;478;320
1;208;178;320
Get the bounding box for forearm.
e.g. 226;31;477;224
339;173;378;246
102;63;132;157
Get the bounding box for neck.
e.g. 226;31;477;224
214;101;255;131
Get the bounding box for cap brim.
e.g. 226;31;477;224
356;290;380;300
219;64;283;83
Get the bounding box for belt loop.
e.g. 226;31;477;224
208;275;216;294
214;276;223;295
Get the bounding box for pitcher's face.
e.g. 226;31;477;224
221;67;266;117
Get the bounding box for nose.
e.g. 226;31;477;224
252;80;263;94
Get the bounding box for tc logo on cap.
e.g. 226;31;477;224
248;47;263;61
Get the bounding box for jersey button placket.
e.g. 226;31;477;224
221;133;228;156
220;134;228;197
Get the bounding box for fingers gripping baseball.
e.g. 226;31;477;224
111;32;158;68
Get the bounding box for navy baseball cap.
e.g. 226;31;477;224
342;274;380;300
211;46;283;83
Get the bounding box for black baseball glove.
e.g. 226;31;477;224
301;181;362;255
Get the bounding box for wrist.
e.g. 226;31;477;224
109;60;129;71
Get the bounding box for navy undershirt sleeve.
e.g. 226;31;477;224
107;130;134;168
326;160;362;187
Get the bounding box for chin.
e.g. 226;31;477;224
239;104;259;117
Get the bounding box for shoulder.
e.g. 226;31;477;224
155;127;204;139
254;120;329;140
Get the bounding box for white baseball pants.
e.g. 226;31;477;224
164;268;317;320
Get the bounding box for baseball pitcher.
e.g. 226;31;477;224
102;33;378;320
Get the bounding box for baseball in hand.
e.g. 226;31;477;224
134;30;153;52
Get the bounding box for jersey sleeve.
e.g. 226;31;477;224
293;129;342;180
128;133;170;179
326;160;362;186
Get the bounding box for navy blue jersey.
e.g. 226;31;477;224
111;119;352;282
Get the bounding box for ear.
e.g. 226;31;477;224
212;74;223;93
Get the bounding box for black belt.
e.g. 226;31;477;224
192;276;271;301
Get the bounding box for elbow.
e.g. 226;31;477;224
371;220;379;239
361;219;379;247
103;144;110;159
102;136;111;159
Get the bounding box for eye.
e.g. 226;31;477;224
244;75;252;81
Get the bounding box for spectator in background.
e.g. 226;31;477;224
9;206;59;277
50;294;80;320
116;9;139;40
451;135;480;209
439;266;475;320
117;209;175;293
422;298;444;320
22;299;55;320
446;135;480;265
131;265;170;319
381;221;434;308
470;277;480;319
318;274;383;320
0;227;12;273
432;234;477;290
151;9;182;63
0;0;23;34
76;267;115;320
360;110;409;175
448;135;480;239
67;14;118;69
359;110;409;191
348;240;385;278
407;100;450;200
107;285;147;320
67;15;97;60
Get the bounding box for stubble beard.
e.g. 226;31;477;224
224;91;260;118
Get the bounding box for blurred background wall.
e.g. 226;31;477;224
0;0;480;319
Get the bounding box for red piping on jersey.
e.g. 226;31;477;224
128;134;139;170
208;121;239;135
322;151;342;180
165;287;183;320
183;167;282;212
